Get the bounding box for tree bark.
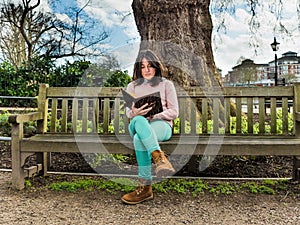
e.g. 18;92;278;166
132;0;222;88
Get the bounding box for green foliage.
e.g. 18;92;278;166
0;111;11;136
48;177;136;193
0;58;131;107
209;182;235;195
173;109;294;135
241;182;276;194
79;58;131;87
104;70;132;87
24;180;32;188
45;177;291;196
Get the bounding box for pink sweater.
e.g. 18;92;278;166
125;78;179;127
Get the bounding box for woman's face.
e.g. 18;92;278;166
141;58;156;80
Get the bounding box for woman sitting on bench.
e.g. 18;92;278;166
121;49;179;205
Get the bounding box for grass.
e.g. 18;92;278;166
27;176;299;196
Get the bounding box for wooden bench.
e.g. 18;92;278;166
9;83;300;190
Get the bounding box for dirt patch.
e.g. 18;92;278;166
0;172;299;225
1;141;300;225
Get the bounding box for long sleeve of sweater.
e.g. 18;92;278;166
125;78;179;127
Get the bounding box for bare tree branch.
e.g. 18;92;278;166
0;0;109;66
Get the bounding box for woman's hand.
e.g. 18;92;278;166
131;102;152;117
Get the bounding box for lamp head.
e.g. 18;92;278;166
271;37;280;52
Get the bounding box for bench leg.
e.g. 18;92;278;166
35;152;49;176
292;156;300;181
11;124;26;190
11;149;27;190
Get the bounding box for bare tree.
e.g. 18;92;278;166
0;0;109;67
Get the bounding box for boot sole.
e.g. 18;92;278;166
121;194;154;205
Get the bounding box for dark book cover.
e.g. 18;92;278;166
122;89;163;117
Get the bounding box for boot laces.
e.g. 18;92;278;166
154;151;167;163
135;185;145;195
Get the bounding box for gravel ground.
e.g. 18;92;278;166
0;172;299;225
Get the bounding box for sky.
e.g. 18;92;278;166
44;0;300;76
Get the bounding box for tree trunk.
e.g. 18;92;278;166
132;0;222;88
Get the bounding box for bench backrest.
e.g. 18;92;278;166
36;83;300;136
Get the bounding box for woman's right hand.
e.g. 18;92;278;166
131;102;152;117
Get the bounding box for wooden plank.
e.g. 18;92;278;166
11;123;26;190
212;98;219;134
50;98;58;132
61;98;68;132
258;97;265;134
270;97;277;134
72;98;78;132
282;97;289;134
123;116;130;135
178;86;294;97
93;98;99;133
236;98;242;134
113;98;121;134
37;83;48;133
179;98;186;134
222;86;293;97
201;98;208;134
20;134;300;156
47;87;123;98
8;112;43;124
103;98;110;134
47;86;294;99
293;83;300;137
82;98;89;133
225;98;230;134
190;99;197;134
247;98;253;134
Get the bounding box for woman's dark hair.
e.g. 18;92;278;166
133;49;166;86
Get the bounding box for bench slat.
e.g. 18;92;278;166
103;98;110;134
50;98;58;132
72;98;78;132
190;99;197;134
179;98;186;134
236;98;242;133
82;98;89;132
93;98;99;133
282;97;289;134
225;98;230;134
213;98;219;134
202;98;208;134
258;97;265;134
247;98;253;133
270;97;277;134
20;134;300;156
61;98;68;132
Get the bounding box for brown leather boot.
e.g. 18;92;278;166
152;150;175;177
121;179;153;205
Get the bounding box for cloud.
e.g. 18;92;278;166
212;0;300;75
78;0;133;27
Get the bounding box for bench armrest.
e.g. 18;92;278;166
8;112;44;124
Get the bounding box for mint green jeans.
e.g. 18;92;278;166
128;116;172;181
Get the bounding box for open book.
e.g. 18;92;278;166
122;89;163;117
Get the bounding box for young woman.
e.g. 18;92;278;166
121;49;179;204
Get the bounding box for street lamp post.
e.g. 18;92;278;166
270;37;280;86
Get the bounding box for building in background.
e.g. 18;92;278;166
223;51;300;86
